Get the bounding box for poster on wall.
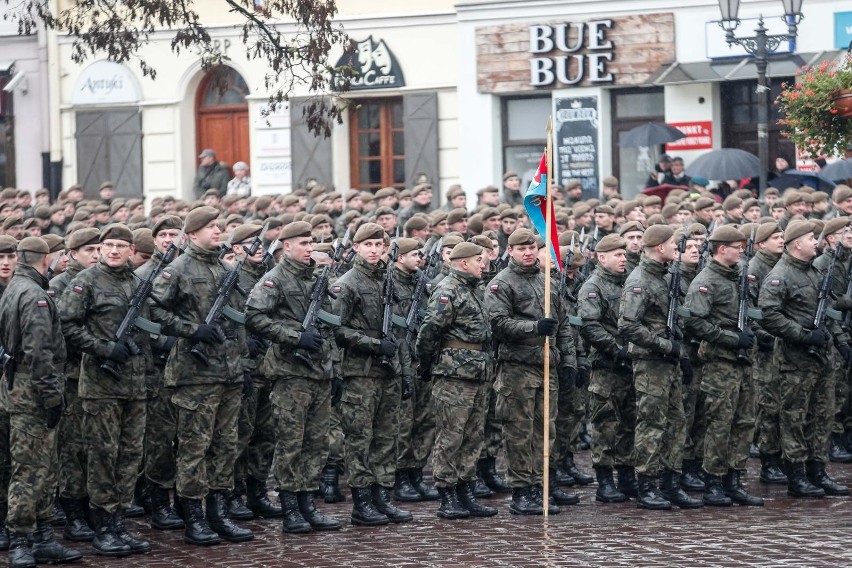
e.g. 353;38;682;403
554;96;600;200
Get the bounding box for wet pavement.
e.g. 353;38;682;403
65;453;852;567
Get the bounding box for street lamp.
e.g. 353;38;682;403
717;0;804;194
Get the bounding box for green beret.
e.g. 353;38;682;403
572;203;591;217
764;187;780;196
184;206;220;234
755;221;782;244
353;222;385;243
152;215;183;237
476;185;499;195
564;179;581;190
595;205;616;216
442;235;464;249
0;235;17;253
447;186;466;199
411;184;432;197
394;237;421;256
17;236;48;254
230;224;263;246
449;242;483;260
661;203;679;219
685;223;707;238
100;223;134;244
254;196;273;211
643;225;674;247
2;215;22;230
602;175;619;188
480;207;499;221
595;234;626;252
820;216;850;239
709;226;746;243
508;228;536;246
784;220;815;244
132;228;155;255
499;209;518;221
429;211;448;226
503;171;519;181
310;214;333;229
643;195;662;207
41;234;65;254
832;185;852;203
278;221;312;241
67;228;101;250
783;191;803;207
34;205;51;220
469;235;494;250
404;216;429;232
558;230;580;246
722;195;743;211
447;208;468;225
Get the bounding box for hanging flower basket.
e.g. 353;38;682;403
834;89;852;119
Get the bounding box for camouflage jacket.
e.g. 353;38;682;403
618;256;676;360
332;256;400;379
49;259;85;381
151;243;248;386
625;251;641;277
813;245;851;304
416;268;492;381
238;258;268;376
683;259;745;363
136;249;175;379
552;268;589;371
578;265;628;370
59;259;151;400
245;255;339;381
0;264;65;413
392;265;420;378
748;250;781;344
485;258;576;371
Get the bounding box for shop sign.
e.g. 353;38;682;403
71;61;141;105
836;12;852;49
332;36;405;91
665;121;713;151
554;96;599;200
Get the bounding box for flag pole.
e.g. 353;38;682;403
543;117;553;518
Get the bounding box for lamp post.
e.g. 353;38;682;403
717;0;804;194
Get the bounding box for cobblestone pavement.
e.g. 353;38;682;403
62;454;852;567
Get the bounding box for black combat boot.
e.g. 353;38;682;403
245;477;282;518
371;484;413;523
549;467;576;487
149;487;184;530
660;471;703;509
31;520;82;564
550;486;579;506
806;461;850;496
8;533;35;568
702;474;733;506
51;498;67;526
721;469;764;506
410;468;439;501
456;481;498;517
277;490;311;533
436;486;469;519
843;430;852;453
0;502;8;551
635;474;671;510
595;467;627;503
60;498;94;542
829;434;852;463
616;465;639;498
785;461;825;498
563;453;594;485
393;470;422;502
205;492;254;543
180;498;220;546
225;482;254;520
759;453;788;484
112;509;151;554
679;459;706;492
530;485;561;514
350;487;389;526
508;487;542;515
297;492;341;531
91;506;131;556
479;456;510;493
320;466;346;504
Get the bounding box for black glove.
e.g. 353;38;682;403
757;334;775;352
46;403;64;430
418;364;432;381
804;327;831;347
668;340;681;359
191;324;224;345
162;336;178;353
615;345;630;364
576;367;590;388
736;328;756;350
247;337;264;358
672;326;683;341
557;367;576;390
106;340;131;363
680;358;694;386
297;330;323;351
839;344;852;367
242;373;254;397
331;377;343;406
535;317;559;336
401;375;414;401
378;339;396;357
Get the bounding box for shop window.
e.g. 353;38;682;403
502;96;551;189
349;98;404;190
611;88;665;199
721;79;794;166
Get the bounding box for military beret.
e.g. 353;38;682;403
621;200;640;216
643;225;674;247
764;187;780;196
477;185;499;195
41;234;65;254
132;228;155;254
480;207;500;221
820;216;849;238
685;223;707;238
398;189;412;199
1;215;21;230
370;187;394;200
34;205;51;220
403;216;429;233
310;214;333;229
93;204;110;214
564;179;581;191
230;224;263;246
22;218;39;231
99;181;114;191
411;184;432;197
70;209;91;223
469;235;494;250
99;223;134;244
742;198;761;211
125;198;143;211
67;228;100;250
34;188;49;197
308;185;327;200
128;215;147;225
533;235;546;249
643;195;662;207
353;222;385;243
602;175;619;188
738;223;756;240
709;226;746;243
661;203;679;219
783;191;803;206
573;203;591;218
645;214;665;226
503;170;519;181
17;236;48;254
281;195;300;207
755;221;782;243
430;211;449;226
184;206;220;234
449;242;483;260
562;245;586;269
466;214;483;235
558;230;580;246
0;235;17;253
722;195;743;211
0;188;17;199
393;237;421;256
586;199;601;209
224;214;244;228
359;193;374;204
799;186;815;195
693;197;716;211
811;219;824;237
254;196;273;211
499;209;518;221
279;221;313;240
595;205;616;216
442;235;464;249
784;220;815;244
445;185;465;200
508;228;536;246
373;207;396;219
833;185;852;203
595;234;626;252
151;215;182;237
812;191;829;203
678;202;694;213
447;208;468;225
618;221;645;236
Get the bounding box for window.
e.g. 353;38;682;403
349;98;404;190
610;88;665;199
502;96;551;189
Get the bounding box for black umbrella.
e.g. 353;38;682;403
685;148;760;180
619;122;686;148
820;159;852;182
769;170;836;191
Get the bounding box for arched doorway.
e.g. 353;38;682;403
195;68;250;175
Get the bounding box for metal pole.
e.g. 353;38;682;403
755;18;770;195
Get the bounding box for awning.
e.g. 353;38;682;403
0;62;14;75
644;50;843;86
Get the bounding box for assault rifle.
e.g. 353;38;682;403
46;251;64;281
293;229;350;367
261;239;279;270
405;238;442;344
0;344;12;390
580;226;599;279
666;233;688;341
810;239;843;357
424;238;444;281
558;236;575;303
736;223;758;363
494;247;510;273
101;229;185;379
843;258;852;332
698;220;716;271
377;234;400;371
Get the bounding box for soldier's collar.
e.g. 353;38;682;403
449;268;480;286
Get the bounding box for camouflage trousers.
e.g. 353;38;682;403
171;383;242;500
633;358;686;477
235;379;276;485
699;360;755;476
0;409;8;504
397;376;436;471
754;348;782;455
271;378;330;493
682;363;708;462
833;354;849;435
431;377;487;488
83;398;146;513
588;367;636;469
340;376;400;489
6;412;57;534
144;380;177;490
479;379;503;459
57;383;87;499
325;406;345;473
551;384;586;469
494;362;557;488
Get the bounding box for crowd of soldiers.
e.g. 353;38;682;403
0;171;851;566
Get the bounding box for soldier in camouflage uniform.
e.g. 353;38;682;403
416;242;497;520
578;234;634;503
246;221;342;534
60;224;153;555
0;236;18;551
0;237;81;567
150;206;254;545
618;225;702;510
620;221;644;276
332;222;411;526
485;228;578;516
683;226;764;507
759;220;851;498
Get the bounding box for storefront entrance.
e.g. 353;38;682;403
195;68;250;173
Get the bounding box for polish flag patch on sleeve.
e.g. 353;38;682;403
161;271;171;280
263;280;274;288
747;274;756;283
632;287;642;294
587;292;597;299
439;295;450;304
490;284;498;292
698;286;709;294
72;285;83;294
331;286;342;294
770;279;781;286
37;299;48;308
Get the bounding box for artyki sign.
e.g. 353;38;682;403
332;36;406;91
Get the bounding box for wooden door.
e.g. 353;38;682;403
76;109;143;198
196;68;250;173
